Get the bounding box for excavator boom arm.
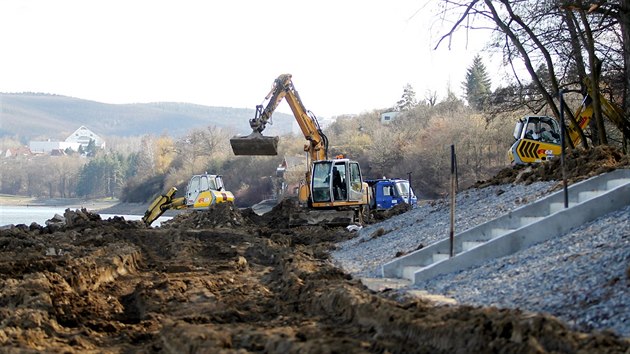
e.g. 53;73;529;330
230;74;328;161
282;80;328;162
142;187;186;226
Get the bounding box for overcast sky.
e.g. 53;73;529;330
0;0;496;118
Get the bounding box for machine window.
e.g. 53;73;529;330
189;176;200;192
200;176;209;190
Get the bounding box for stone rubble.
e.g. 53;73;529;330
331;180;630;338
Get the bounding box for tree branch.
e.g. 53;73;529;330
434;0;480;50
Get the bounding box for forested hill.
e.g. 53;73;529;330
0;92;295;140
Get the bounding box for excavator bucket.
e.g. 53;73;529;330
230;133;279;156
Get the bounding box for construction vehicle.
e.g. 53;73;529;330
508;115;563;165
230;73;370;225
366;178;417;211
142;173;235;226
508;86;626;165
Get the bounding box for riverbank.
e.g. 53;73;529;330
0;194;119;211
0;195;169;217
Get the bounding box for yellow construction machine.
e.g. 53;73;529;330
142;173;235;226
230;73;370;225
508;87;626;165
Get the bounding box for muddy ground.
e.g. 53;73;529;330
1;146;629;353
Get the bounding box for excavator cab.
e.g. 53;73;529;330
509;116;562;165
513;116;561;143
310;159;365;205
288;158;369;226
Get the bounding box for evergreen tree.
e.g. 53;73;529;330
85;139;97;157
76;153;128;198
396;84;418;111
462;55;492;111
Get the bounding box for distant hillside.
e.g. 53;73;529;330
0;93;296;140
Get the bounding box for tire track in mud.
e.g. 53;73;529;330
1;208;629;353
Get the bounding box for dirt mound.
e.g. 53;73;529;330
370;202;412;222
1;148;629;352
161;202;249;229
1;213;628;352
475;145;630;188
250;197;301;229
157;198;317;230
154;200;356;251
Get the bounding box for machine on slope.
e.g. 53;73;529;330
230;73;370;225
142;173;235;226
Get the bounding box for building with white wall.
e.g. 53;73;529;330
65;126;106;149
28;126;105;154
380;111;399;124
29;141;81;154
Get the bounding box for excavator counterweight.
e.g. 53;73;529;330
230;132;279;156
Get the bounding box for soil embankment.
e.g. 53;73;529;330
0;146;629;352
1;202;629;352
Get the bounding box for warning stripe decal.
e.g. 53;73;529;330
517;140;540;159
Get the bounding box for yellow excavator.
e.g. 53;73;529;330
508;86;626;165
142;173;235;226
230;73;370;225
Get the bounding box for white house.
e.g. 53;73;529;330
28;126;105;154
380;111;399;124
65;126;106;149
29;140;81;154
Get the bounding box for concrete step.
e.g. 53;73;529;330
361;277;411;292
519;216;544;226
403;266;424;281
549;201;578;213
608;178;630;188
578;190;603;202
490;228;513;237
433;253;450;263
381;168;630;285
462;241;485;251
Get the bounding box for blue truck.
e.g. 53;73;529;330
366;178;417;211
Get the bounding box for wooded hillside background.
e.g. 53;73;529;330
2;0;629;205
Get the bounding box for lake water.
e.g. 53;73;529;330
0;205;171;227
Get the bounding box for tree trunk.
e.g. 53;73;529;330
622;0;630;152
564;10;590;149
579;10;607;145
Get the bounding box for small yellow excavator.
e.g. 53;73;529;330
508;115;563;164
142;173;235;226
230;73;370;225
508;87;626;165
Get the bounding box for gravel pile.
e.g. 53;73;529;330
331;180;630;338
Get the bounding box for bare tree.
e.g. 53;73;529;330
173;126;229;176
434;0;629;149
623;1;630;117
425;90;439;107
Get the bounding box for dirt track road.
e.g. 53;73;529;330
1;204;629;354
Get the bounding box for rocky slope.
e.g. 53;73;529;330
331;146;630;338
